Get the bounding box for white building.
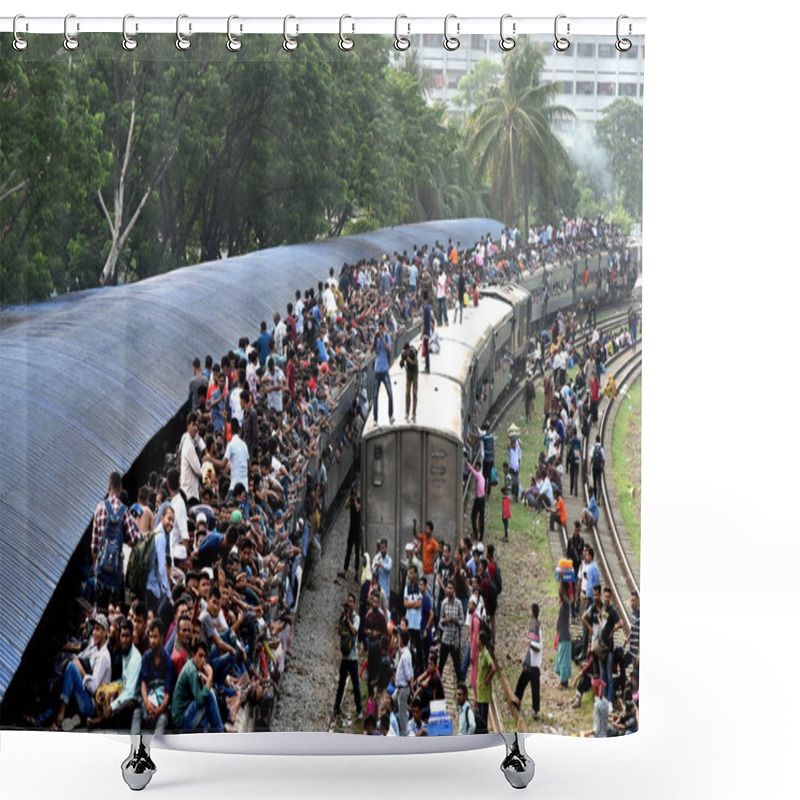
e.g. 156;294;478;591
411;34;644;123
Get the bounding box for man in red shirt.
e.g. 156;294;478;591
590;374;600;424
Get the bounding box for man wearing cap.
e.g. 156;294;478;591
371;319;394;425
51;615;112;731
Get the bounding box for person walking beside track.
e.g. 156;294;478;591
590;435;606;499
511;603;543;719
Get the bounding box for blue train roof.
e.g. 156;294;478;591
0;217;503;700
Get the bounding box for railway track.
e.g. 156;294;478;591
476;306;637;733
580;345;642;633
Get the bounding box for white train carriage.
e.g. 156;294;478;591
360;295;518;597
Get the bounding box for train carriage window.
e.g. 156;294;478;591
372;445;383;486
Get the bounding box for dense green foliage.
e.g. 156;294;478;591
596;97;643;220
1;35;640;305
465;40;575;231
0;35;482;303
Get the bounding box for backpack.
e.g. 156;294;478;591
125;531;158;599
592;444;604;471
340;625;355;656
486;576;499;614
493;562;503;595
96;500;126;590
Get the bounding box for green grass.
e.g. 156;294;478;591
610;377;642;559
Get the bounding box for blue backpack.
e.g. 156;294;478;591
96;499;126;590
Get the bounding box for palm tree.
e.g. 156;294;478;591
466;38;574;229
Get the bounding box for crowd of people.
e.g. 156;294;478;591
28;212;638;737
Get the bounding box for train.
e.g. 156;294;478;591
360;261;619;599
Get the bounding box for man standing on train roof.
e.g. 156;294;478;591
371;319;395;425
400;340;418;423
422;291;432;374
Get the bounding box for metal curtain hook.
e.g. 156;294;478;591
553;14;570;51
227;15;242;51
616;15;632;52
339;14;354;51
444;14;460;51
64;13;79;50
283;15;298;51
499;13;516;51
176;14;191;50
394;14;410;51
122;15;138;51
12;14;28;51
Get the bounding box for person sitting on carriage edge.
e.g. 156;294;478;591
372;319;394;425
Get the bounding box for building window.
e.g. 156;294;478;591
434;72;445;89
597;82;615;96
558;81;574;94
576;42;595;57
598;43;616;58
576;81;594;95
621;44;639;58
423;34;438;48
471;34;486;51
618;82;637;97
448;73;464;90
639;83;644;97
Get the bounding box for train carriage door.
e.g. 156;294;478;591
364;431;398;583
425;434;461;552
399;429;424;563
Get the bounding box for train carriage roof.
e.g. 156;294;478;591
362;366;464;443
0;217;502;701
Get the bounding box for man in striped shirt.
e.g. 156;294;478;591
437;580;464;683
625;591;640;664
465;459;486;542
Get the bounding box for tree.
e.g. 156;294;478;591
465;38;574;230
452;59;502;109
595;97;643;219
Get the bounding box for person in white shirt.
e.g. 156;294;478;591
166;470;189;562
435;268;449;326
179;412;204;502
261;357;285;414
51;614;112;730
222;418;250;501
272;312;287;358
229;381;243;425
323;282;337;316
